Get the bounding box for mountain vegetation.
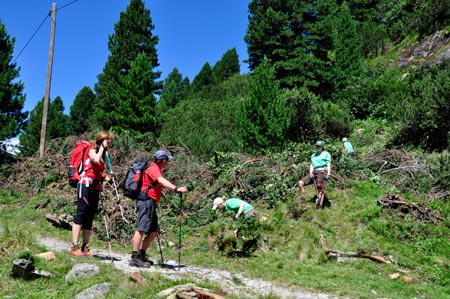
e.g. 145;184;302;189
0;0;449;298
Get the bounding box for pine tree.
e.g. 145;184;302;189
94;0;161;132
70;86;96;135
19;97;70;156
245;0;323;90
0;22;28;145
240;59;288;151
158;68;190;112
190;62;213;96
212;48;240;83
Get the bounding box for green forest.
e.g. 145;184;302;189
1;0;450;298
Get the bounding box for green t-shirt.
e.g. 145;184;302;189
310;151;331;169
343;141;354;153
224;198;254;214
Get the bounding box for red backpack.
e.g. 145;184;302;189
68;140;91;188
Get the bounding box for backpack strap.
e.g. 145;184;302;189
142;172;158;197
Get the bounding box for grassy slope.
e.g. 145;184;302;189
2;118;449;299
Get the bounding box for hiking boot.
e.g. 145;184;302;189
81;244;93;258
138;250;154;266
70;243;84;256
129;253;152;268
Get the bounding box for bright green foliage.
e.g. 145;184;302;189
283;88;320;142
328;2;363;93
94;0;161;132
240;59;288;151
69;86;96;135
392;61;450;151
0;23;28;144
190;62;213;96
158;68;190;113
19;97;70;156
245;0;324;90
114;53;159;134
212;48;240;83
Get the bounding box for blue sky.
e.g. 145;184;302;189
1;0;250;115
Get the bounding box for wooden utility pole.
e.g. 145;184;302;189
39;2;57;158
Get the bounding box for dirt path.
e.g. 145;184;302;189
38;236;348;299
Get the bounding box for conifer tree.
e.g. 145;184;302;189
158;68;190;112
190;62;213;96
19;97;70;156
212;48;240;83
70;86;96;135
94;0;161;133
240;59;288;151
0;23;28;145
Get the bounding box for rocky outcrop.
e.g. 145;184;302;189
396;30;450;69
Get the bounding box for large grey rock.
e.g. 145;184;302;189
75;282;111;299
65;263;100;281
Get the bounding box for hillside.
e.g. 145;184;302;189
1;116;449;298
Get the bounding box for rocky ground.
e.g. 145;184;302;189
37;236;348;299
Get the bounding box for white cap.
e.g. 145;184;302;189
212;197;224;210
342;137;347;142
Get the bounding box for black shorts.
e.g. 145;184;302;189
74;184;100;230
136;193;158;234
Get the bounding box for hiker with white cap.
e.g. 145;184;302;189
129;149;188;268
342;137;355;158
298;140;332;203
213;196;256;238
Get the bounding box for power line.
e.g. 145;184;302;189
12;0;82;64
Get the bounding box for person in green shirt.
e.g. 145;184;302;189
342;137;355;158
298;140;332;205
212;196;256;238
212;197;256;218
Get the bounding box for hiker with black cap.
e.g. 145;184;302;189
129;149;188;268
342;137;355;158
298;140;332;204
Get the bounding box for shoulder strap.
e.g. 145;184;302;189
143;172;158;195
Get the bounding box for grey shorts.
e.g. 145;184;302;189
301;170;327;186
135;196;158;234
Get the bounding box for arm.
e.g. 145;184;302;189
235;203;245;219
327;163;331;176
156;176;187;193
88;139;109;164
309;164;314;176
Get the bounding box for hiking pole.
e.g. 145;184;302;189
100;193;113;262
105;150;128;223
156;231;167;268
178;192;183;271
319;179;328;208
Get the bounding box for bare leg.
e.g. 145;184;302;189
72;224;82;244
82;229;91;245
141;232;158;251
298;181;306;201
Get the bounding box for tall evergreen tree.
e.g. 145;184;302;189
190;62;213;96
158;68;190;112
240;59;288;151
19;97;70;156
115;53;159;134
212;48;240;83
0;22;28;145
93;0;161;132
70;86;96;135
245;0;325;91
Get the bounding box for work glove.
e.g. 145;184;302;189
324;175;330;181
309;173;315;180
234;213;241;220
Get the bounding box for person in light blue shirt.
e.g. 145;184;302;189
342;137;355;158
298;140;331;204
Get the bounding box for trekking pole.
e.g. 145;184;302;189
156;232;165;267
100;193;113;262
178;192;183;271
105;150;128;223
